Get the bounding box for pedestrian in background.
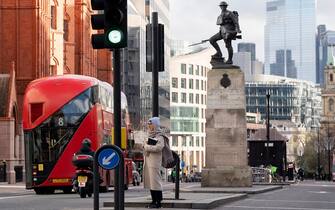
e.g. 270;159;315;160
143;117;164;208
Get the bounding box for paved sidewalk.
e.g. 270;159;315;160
104;192;246;209
180;184;282;194
103;184;283;209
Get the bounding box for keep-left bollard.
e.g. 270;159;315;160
94;145;124;210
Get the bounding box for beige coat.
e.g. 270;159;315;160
143;134;164;191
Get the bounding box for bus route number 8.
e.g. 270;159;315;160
58;117;64;127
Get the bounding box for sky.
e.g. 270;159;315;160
170;0;335;61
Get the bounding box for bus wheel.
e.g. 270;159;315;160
34;188;54;195
63;187;73;194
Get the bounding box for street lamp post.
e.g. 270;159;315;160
266;93;271;166
328;140;331;181
327;118;332;181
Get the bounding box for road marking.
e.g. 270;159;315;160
225;206;335;210
0;194;34;200
0;185;26;189
246;198;335;204
308;191;329;194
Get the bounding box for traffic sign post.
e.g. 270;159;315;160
93;145;124;210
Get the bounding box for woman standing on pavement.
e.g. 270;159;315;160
143;117;164;208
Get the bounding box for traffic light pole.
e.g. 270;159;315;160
152;12;159;117
113;48;124;210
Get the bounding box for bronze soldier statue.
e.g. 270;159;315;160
210;1;241;64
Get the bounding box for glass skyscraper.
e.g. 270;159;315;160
264;0;316;82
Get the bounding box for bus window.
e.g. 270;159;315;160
26;88;94;163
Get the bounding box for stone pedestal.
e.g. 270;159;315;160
202;67;252;187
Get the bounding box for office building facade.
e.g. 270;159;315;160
264;0;316;82
316;25;335;86
141;0;171;129
238;43;256;61
170;48;213;172
246;75;321;128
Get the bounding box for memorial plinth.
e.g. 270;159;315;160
202;66;252;187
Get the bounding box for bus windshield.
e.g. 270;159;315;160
25;88;95;163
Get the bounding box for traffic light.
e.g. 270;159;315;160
90;0;127;49
104;0;127;49
158;24;164;72
91;0;105;49
146;22;165;72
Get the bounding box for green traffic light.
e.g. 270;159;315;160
108;29;123;44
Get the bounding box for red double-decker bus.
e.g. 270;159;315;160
23;75;133;194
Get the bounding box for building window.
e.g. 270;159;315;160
172;136;178;146
196;65;200;75
181;78;186;88
201;137;204;147
189;64;194;75
172;92;178;103
189;79;194;89
189;93;194;103
201;94;204;104
51;6;57;29
331;74;334;82
189;137;194;147
196;136;200;146
181;64;186;74
205;81;207;91
63;19;69;41
181;93;187;103
196;94;200;104
172;77;178;88
329;98;334;112
182;136;186;146
201;66;204;76
196;79;200;90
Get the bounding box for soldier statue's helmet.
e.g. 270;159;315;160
219;1;228;6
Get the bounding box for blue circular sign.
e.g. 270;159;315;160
97;148;120;170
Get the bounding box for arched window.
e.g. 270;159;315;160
329;98;334;112
51;1;58;29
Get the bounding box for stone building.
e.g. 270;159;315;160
0;0;113;183
320;64;335;178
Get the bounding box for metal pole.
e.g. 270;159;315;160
119;153;125;210
175;156;180;200
113;48;124;210
152;12;159;117
93;154;99;210
317;128;320;180
328;120;331;181
266;93;270;166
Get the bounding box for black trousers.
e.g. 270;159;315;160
150;190;162;204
